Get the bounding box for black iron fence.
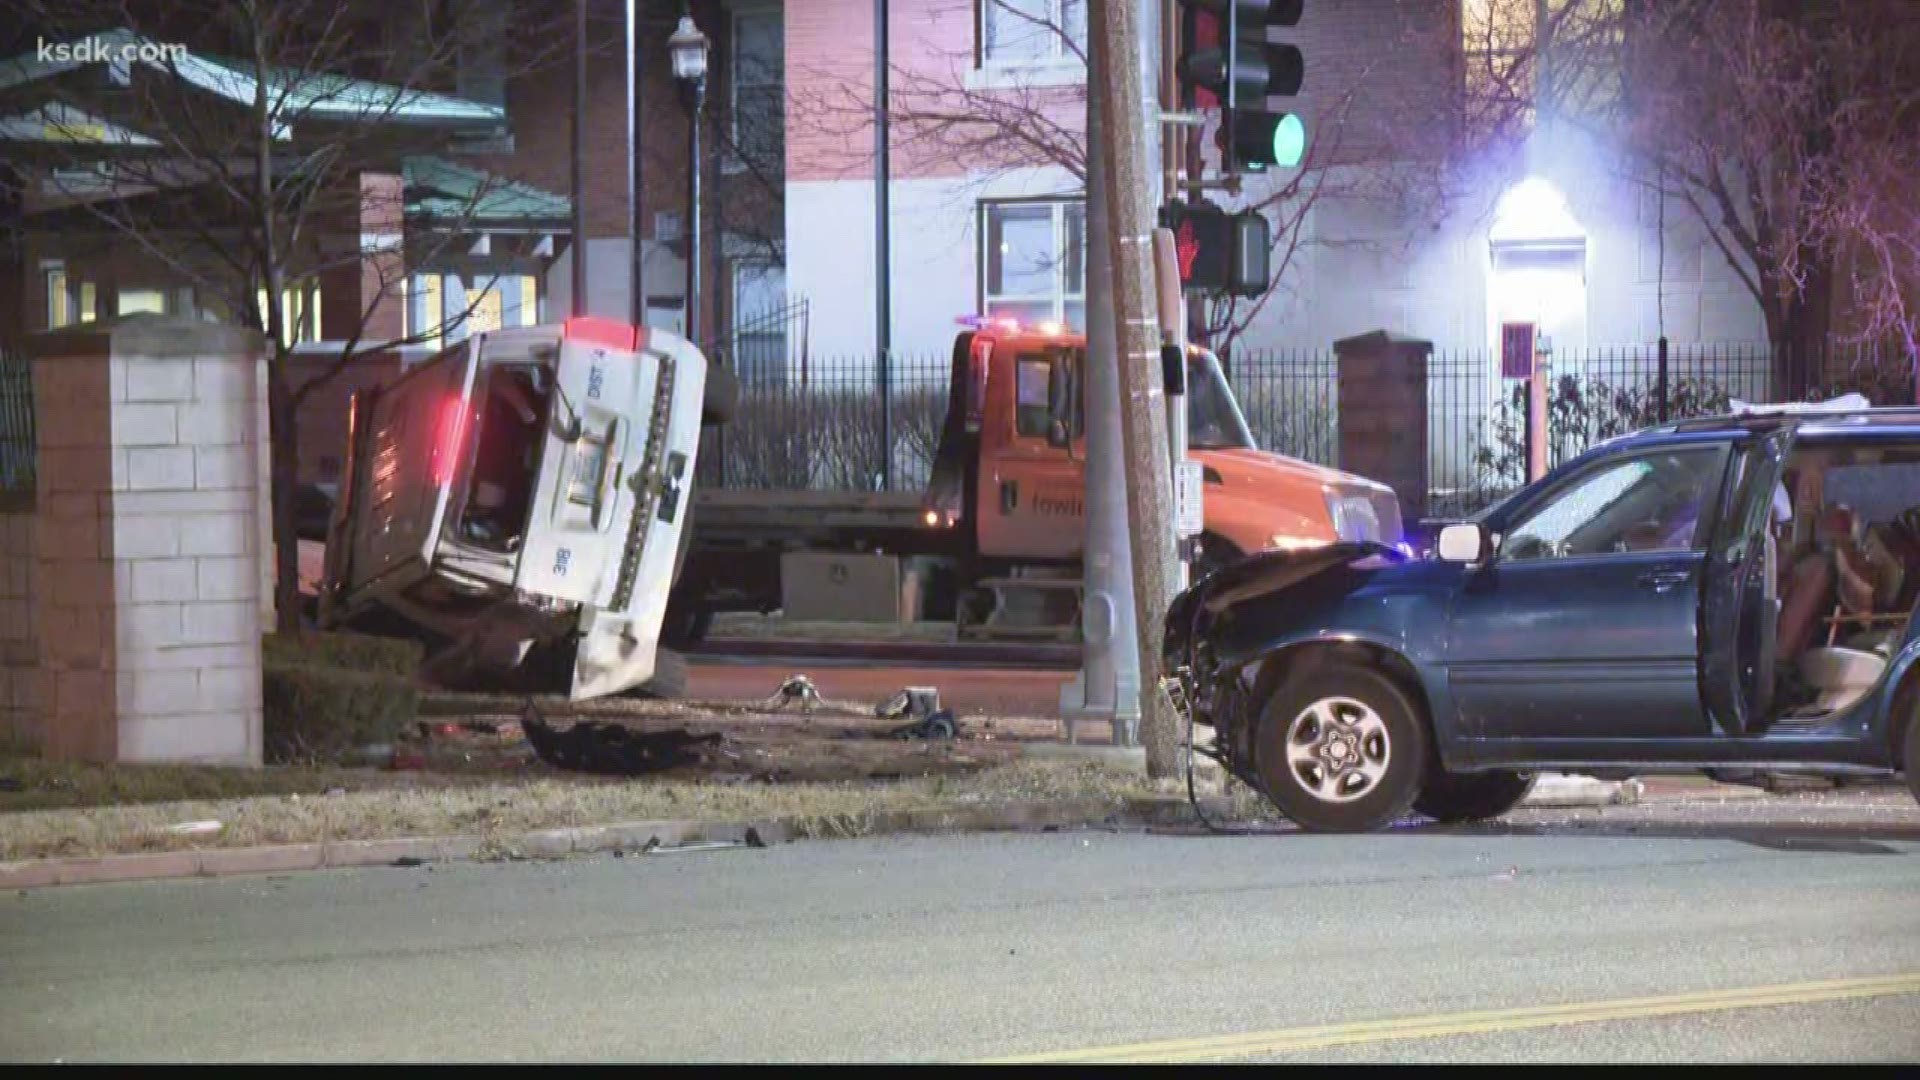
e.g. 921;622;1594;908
0;345;31;509
695;337;1917;521
697;350;949;492
1225;347;1341;466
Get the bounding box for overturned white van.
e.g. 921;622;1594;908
318;318;708;701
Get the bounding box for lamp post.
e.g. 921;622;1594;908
669;11;710;345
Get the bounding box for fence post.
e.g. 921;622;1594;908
878;349;892;491
1527;347;1549;482
1656;335;1669;423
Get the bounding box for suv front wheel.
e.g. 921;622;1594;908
1414;768;1537;823
1253;663;1428;833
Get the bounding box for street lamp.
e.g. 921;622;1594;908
669;12;709;345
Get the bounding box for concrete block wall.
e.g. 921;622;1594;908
26;316;269;764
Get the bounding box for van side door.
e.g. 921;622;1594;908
325;341;479;615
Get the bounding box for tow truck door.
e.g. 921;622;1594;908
331;342;479;608
976;342;1086;559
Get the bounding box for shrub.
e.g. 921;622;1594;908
263;629;422;678
262;631;422;764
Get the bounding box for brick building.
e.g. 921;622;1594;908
770;0;1770;363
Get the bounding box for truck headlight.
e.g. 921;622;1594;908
1325;488;1385;543
1270;535;1330;552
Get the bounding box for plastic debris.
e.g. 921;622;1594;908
167;820;223;835
891;708;959;740
521;699;725;775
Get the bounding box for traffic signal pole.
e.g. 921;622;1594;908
1092;0;1183;778
1062;14;1143;746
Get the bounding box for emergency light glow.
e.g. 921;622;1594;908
432;395;470;486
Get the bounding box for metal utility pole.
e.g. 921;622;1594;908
1061;17;1143;747
684;74;705;343
1091;0;1182;777
874;0;893;491
571;0;589;318
627;0;645;327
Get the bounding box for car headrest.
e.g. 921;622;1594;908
1817;505;1858;545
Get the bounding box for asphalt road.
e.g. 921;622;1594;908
5;823;1918;1062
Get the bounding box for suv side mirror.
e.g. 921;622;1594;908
1046;353;1075;449
1437;522;1492;565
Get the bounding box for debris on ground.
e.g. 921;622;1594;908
520;700;727;775
755;674;868;715
890;708;959;740
876;687;942;720
641;838;751;855
166;820;223;835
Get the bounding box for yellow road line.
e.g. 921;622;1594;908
979;972;1920;1064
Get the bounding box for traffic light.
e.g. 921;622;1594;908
1177;0;1306;173
1161;201;1271;298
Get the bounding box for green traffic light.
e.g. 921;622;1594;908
1271;113;1305;168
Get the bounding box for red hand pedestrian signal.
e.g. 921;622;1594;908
1175;220;1201;283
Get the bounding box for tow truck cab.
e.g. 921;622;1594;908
924;321;1405;566
319;318;707;700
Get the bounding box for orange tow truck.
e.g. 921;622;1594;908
665;319;1404;642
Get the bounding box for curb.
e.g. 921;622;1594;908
0;774;1671;892
0;799;1150;892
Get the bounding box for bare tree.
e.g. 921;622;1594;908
2;0;575;631
1525;0;1920;393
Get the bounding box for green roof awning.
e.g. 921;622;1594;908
403;157;571;228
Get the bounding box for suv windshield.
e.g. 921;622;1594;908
1186;350;1256;451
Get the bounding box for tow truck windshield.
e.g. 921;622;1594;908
1040;346;1255;451
1186;350;1256;451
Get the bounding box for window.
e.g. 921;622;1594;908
730;7;784;176
982;199;1084;328
117;288;167;316
465;288;504;335
510;275;539;327
982;0;1085;65
412;274;445;350
409;273;535;347
1460;0;1623;138
46;269;69;328
251;283;322;346
1500;448;1725;561
731;263;788;383
1014;357;1052;439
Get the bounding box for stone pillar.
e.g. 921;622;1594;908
26;315;269;764
1335;330;1432;526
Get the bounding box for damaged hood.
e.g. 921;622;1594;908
1164;540;1409;670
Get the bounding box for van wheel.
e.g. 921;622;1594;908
1414;769;1537;823
1253;663;1427;833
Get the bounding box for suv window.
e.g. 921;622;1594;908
1500;448;1725;561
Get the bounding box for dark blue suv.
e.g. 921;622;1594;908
1163;407;1920;832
